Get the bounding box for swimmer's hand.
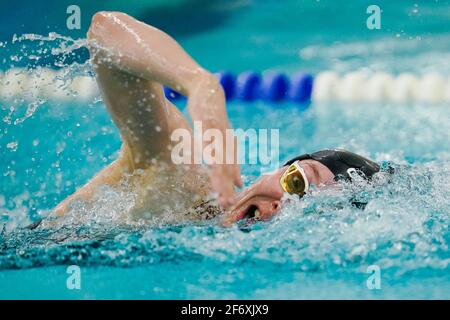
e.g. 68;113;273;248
210;162;243;209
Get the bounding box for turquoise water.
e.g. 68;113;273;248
1;0;450;299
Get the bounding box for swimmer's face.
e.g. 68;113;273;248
222;167;287;226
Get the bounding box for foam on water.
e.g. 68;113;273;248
1;160;449;275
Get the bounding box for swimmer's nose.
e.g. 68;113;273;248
271;200;281;212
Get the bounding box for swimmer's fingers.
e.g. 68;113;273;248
210;164;240;209
211;174;235;208
233;164;243;188
229;135;243;188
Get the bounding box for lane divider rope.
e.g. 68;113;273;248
1;68;449;104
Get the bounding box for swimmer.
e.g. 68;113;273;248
50;12;383;226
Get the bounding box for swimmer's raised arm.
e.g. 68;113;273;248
87;11;242;206
54;11;242;218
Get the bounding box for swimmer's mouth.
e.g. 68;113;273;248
241;204;260;220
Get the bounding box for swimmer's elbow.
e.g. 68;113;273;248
87;11;127;41
88;12;109;37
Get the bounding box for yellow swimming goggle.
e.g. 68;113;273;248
279;161;310;196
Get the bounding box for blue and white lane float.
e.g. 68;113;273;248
1;68;449;104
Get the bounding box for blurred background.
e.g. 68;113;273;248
1;0;449;73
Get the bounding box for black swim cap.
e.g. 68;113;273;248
284;149;380;181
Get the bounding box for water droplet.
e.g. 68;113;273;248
6;141;18;151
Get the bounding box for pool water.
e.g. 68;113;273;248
1;0;450;299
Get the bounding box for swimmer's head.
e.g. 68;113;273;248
222;164;306;226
